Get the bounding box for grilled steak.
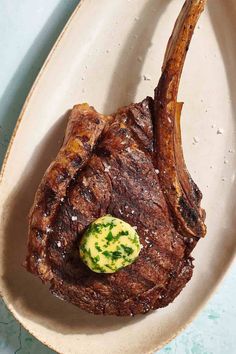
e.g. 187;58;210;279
25;0;207;316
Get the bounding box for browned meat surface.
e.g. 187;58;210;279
25;0;207;316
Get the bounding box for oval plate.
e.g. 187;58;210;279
0;1;236;353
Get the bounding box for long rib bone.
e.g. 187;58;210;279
154;0;207;238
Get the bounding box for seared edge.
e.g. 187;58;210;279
25;104;112;279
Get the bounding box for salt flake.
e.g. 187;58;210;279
104;165;111;172
217;128;224;135
143;74;151;81
193;136;200;144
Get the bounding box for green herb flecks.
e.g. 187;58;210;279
111;250;122;260
121;244;134;256
95;242;102;252
93;255;100;263
102;250;111;258
105;231;113;242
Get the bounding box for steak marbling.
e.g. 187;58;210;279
25;0;207;316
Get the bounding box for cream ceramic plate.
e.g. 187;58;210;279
0;1;236;353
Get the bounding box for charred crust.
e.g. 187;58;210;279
41;185;56;216
71;155;82;168
95;147;111;157
34;228;44;241
179;196;199;227
56;169;70;184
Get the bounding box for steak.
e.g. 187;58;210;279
25;0;207;316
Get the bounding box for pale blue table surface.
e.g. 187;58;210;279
0;1;236;353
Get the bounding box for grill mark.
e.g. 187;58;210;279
145;246;180;272
71;155;82;168
79;184;96;203
107;152;168;214
95;146;111;157
106;269;153;300
127;119;153;153
133;258;169;287
123;265;155;290
141;229;184;257
154;259;193;308
56;169;70;184
42;185;56;216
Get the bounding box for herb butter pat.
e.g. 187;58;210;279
80;215;141;273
